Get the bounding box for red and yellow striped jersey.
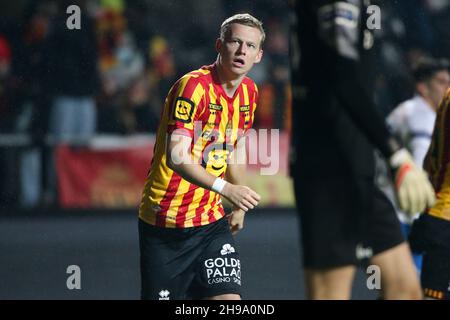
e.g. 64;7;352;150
139;63;258;228
424;88;450;221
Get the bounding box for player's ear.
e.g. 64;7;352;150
254;49;263;64
416;82;428;97
215;38;222;53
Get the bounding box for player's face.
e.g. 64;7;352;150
427;70;450;110
216;23;263;77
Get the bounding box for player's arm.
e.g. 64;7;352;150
410;135;433;167
334;56;435;213
311;0;399;158
224;137;248;234
166;133;260;212
387;107;431;166
307;0;435;213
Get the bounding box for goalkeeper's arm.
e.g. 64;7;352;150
308;0;436;214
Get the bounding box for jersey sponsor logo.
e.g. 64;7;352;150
239;105;250;112
173;97;194;123
206;148;227;171
158;289;170;300
355;244;373;260
204;256;241;286
208;103;223;111
206;121;220;127
202;143;233;171
220;244;235;255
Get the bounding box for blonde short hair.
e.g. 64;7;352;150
220;13;265;48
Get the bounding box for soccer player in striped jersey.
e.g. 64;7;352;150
410;88;450;300
382;57;449;271
138;13;264;300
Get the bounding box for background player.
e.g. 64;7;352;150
290;0;435;299
138;13;263;300
410;88;450;300
381;57;449;270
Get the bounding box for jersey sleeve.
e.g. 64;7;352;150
386;106;406;138
316;0;361;61
167;75;206;138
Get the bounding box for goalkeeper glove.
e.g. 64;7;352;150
389;149;436;215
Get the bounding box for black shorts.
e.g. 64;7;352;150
409;214;450;300
138;217;241;300
294;176;405;268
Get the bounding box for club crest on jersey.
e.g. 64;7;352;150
173;97;194;123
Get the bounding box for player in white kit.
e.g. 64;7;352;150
381;57;449;270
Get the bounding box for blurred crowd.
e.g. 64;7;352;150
373;0;450;116
1;0;448;137
0;0;449;208
0;0;290;138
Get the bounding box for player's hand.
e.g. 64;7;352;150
221;184;260;212
389;149;436;215
227;207;246;235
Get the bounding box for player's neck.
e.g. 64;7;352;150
419;94;438;112
215;61;245;98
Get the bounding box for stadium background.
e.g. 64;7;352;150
0;0;449;299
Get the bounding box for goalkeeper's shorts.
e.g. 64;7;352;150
294;176;404;268
138;217;241;300
409;214;450;300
